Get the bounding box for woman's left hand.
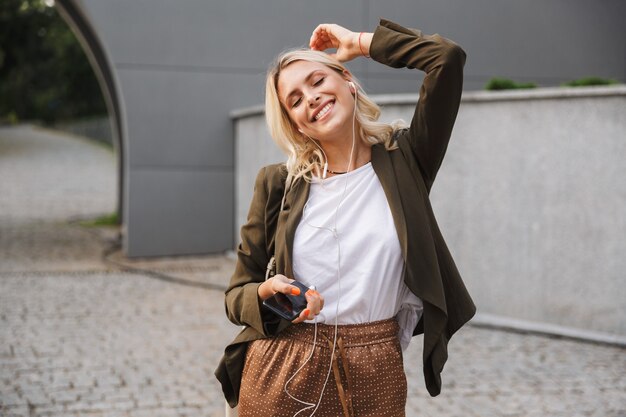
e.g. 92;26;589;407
292;288;325;324
309;23;372;62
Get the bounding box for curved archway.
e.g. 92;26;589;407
55;0;126;224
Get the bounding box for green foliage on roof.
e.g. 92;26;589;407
484;78;537;91
561;77;620;87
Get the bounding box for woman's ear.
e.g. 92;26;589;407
342;70;356;93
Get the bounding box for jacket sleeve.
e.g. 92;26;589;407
224;166;281;336
370;19;466;192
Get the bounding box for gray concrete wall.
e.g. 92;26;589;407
232;86;626;339
70;0;626;256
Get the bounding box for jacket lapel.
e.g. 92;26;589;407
282;176;310;278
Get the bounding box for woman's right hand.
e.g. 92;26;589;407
258;274;324;323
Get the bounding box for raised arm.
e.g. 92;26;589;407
370;19;466;192
309;19;465;192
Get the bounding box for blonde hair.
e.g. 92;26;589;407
265;48;402;184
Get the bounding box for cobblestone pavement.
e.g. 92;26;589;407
1;126;625;417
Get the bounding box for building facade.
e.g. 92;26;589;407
58;0;626;256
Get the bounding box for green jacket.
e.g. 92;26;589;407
216;18;476;408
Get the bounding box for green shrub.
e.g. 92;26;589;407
485;78;537;91
1;111;19;125
561;77;619;87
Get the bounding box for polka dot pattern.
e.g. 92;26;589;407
239;318;407;416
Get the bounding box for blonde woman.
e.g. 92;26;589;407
217;18;476;417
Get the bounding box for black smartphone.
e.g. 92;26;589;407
262;281;310;321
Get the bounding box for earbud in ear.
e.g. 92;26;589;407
348;81;356;92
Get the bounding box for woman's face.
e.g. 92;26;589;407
277;60;355;144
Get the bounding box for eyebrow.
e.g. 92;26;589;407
284;70;323;103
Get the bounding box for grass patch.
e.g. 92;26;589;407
79;212;119;227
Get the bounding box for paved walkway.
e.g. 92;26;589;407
1;126;624;417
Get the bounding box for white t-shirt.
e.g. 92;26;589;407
292;162;423;350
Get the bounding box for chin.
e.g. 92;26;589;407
313;115;350;138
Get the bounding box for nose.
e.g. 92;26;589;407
307;93;321;107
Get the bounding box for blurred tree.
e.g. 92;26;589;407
0;0;106;124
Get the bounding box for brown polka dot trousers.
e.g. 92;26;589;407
239;318;407;417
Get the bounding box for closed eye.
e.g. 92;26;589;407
291;77;324;108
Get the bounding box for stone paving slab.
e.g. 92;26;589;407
0;125;116;223
0;271;237;417
0;221;113;273
1;268;625;417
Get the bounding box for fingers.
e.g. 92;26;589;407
305;288;324;315
309;24;339;51
306;288;325;312
269;276;325;324
269;274;301;296
309;23;360;62
291;309;308;324
291;288;324;324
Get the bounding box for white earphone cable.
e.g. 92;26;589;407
286;84;358;417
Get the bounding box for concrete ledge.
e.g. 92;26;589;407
376;85;626;104
230;85;626;119
471;313;626;347
230;104;265;120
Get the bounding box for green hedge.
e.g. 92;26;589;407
485;76;621;91
485;78;537;91
561;77;619;87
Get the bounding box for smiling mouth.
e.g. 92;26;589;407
312;100;334;122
